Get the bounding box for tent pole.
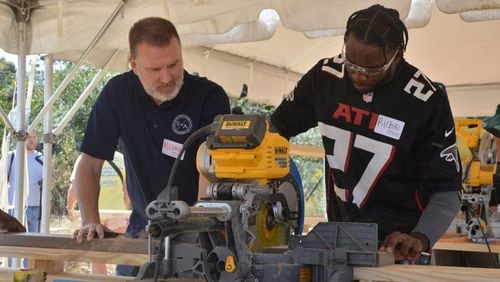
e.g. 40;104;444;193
0;108;16;134
53;49;121;136
26;57;37;111
40;54;54;234
12;19;27;269
27;0;130;133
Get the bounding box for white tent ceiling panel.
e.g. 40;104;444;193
436;0;500;14
55;48;130;72
0;5;15;52
460;8;500;22
181;9;280;46
0;0;170;55
0;0;498;117
270;0;411;31
0;0;418;56
171;1;263;35
184;46;302;106
447;84;500;116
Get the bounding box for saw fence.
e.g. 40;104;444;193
1;233;500;282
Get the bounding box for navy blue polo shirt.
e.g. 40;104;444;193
80;70;230;235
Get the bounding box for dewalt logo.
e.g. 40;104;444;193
222;120;251;130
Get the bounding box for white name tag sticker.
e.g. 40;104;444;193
162;139;184;160
374;114;405;140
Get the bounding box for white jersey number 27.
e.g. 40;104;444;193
319;122;395;207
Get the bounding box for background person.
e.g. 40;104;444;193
7;131;43;232
270;4;461;261
4;131;43;267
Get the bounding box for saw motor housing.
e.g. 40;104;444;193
197;114;290;182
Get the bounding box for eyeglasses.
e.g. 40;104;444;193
342;45;400;76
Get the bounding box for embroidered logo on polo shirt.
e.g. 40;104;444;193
172;114;193;135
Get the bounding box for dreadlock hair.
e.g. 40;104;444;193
345;5;408;56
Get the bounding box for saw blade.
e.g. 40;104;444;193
248;202;290;252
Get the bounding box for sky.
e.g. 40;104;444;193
0;48;18;65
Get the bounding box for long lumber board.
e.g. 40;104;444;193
0;233;151;265
354;264;500;281
3;234;500;281
0;268;133;282
433;235;500;253
2;264;500;282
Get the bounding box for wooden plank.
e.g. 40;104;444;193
354;264;500;282
0;233;150;254
0;268;133;282
5;261;500;281
47;272;134;282
33;259;64;274
434;235;500;254
0;232;151;267
290;144;324;158
0;246;148;266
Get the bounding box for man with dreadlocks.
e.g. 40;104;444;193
271;4;461;261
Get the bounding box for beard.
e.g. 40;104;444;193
145;73;184;103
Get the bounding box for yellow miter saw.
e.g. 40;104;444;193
136;114;382;282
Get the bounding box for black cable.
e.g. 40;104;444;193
469;207;499;268
158;124;212;201
152;124;213;281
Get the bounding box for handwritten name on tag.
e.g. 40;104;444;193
162;139;184;160
374;114;405;140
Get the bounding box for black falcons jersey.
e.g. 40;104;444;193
271;55;461;236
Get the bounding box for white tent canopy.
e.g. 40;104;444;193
0;0;499;236
1;0;498;115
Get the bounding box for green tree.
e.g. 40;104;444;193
43;62;115;215
0;57;16;133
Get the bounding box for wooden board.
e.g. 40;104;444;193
354;264;500;281
434;234;500;254
4;264;498;282
0;233;150;254
0;233;151;266
290;144;324;158
0;268;133;282
0;246;147;266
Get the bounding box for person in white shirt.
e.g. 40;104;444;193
7;131;44;232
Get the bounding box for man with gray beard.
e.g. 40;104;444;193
72;17;230;276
